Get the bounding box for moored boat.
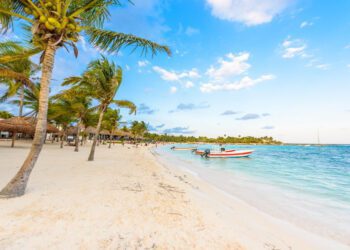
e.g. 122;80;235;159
193;148;236;155
171;146;197;151
201;149;254;158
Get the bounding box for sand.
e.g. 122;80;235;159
0;140;348;250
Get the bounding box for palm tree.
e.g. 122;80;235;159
0;1;170;198
102;108;121;148
49;102;75;148
131;120;148;139
0;41;38;117
63;57;136;161
11;82;40;117
0;110;13;119
53;88;93;152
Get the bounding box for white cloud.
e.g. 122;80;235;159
206;0;293;26
281;38;308;59
184;81;195;88
200;74;275;93
282;37;330;70
153;66;200;81
185;26;200;36
206;52;251;80
315;64;330;70
300;21;313;28
170;86;178;93
306;59;330;70
138;60;150;67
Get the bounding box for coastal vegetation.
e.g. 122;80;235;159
0;0;170;198
144;133;281;144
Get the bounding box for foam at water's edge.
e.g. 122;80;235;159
151;146;350;246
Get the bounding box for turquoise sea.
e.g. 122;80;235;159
153;144;350;245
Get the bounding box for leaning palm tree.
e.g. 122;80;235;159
0;0;170;198
63;57;136;160
0;41;38;117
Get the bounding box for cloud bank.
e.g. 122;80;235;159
206;0;293;26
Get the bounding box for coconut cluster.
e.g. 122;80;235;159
24;1;82;47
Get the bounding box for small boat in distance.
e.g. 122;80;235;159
193;148;236;155
201;149;254;158
171;146;197;151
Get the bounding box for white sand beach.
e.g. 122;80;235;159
0;141;348;250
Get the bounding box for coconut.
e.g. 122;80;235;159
45;21;55;31
24;7;32;15
39;16;47;23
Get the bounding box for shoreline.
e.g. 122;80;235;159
151;146;350;249
0;141;349;249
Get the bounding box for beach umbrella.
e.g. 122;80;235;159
46;124;59;134
66;126;78;136
84;126;97;135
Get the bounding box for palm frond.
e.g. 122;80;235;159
61;76;83;86
84;27;171;56
113;100;136;114
0;47;42;63
0;69;34;87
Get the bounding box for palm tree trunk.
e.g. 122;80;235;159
109;128;115;149
11;132;16;148
60;135;64;148
19;85;24;117
0;41;56;198
74;120;81;152
88;105;105;161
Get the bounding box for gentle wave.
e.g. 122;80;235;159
154;144;350;245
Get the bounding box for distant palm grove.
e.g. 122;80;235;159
144;133;281;144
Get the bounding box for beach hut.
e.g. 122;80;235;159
0;117;33;147
84;126;96;140
0;117;59;147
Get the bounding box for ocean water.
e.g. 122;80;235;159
153;144;350;245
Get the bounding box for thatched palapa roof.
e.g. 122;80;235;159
0;117;59;134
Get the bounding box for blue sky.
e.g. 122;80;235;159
2;0;350;143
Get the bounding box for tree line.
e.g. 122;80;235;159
144;133;281;144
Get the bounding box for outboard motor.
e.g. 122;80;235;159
170;146;175;150
201;149;211;158
220;147;225;152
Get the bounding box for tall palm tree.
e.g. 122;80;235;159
0;0;170;198
63;57;136;161
0;41;38;117
102;108;121;148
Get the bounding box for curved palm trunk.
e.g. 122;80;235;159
74;120;81;152
88;105;106;161
0;42;56;198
